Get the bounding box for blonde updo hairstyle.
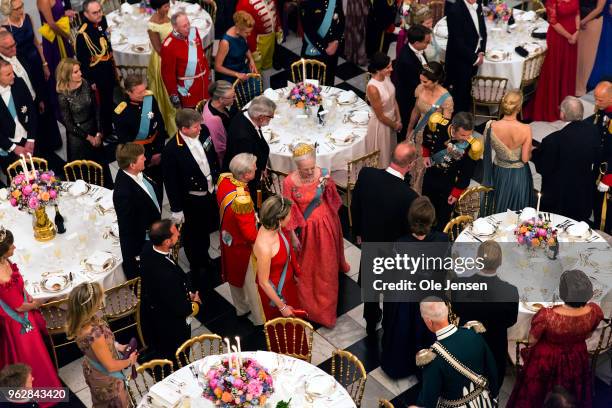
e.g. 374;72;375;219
66;282;105;340
0;0;16;17
259;195;292;230
500;90;523;116
233;10;255;30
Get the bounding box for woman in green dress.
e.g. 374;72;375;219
147;0;177;137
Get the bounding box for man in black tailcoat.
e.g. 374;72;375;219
366;0;398;57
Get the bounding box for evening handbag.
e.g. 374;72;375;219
120;337;138;379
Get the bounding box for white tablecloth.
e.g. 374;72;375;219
138;351;356;407
1;183;124;301
107;1;214;67
264;87;371;175
434;10;549;89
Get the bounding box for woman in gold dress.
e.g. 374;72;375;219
147;0;177;136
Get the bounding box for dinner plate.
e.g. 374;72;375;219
349;111;369;125
41;275;69;293
305;374;336;397
337;93;357;105
83;256;117;274
521;301;546;312
69;182;91;197
131;44;149;53
485;50;505;62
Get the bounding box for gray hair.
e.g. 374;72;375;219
420;297;449;322
451;112;474;131
560;96;583;121
247;96;276;118
209;80;233;101
171;11;188;27
175;108;201;130
229;153;257;179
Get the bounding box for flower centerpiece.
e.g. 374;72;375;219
287;82;322;108
202;357;274;407
514;217;559;258
484;1;512;24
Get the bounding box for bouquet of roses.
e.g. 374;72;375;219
8;170;60;212
484;1;512;23
288;82;322;108
514;217;557;249
202;358;274;407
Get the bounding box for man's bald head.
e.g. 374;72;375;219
390;141;417;173
594;81;612;110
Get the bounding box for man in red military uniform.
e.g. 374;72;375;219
216;153;262;324
236;0;282;70
161;11;210;109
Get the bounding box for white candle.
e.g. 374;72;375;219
224;338;232;370
301;58;307;84
235;336;242;368
19;154;29;181
536;192;541;216
27;153;35;178
231;345;240;370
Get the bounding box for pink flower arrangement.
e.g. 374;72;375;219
288;82;322;108
484;1;512;23
8;170;60;212
202;358;274;407
515;218;557;249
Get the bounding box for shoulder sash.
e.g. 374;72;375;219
304;0;337;57
178;28;198;96
135;94;153;141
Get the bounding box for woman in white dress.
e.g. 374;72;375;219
366;52;402;169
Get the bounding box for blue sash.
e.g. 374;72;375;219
269;231;290;307
178;28;198;97
135;95;153;141
302;168;328;220
142;176;160;213
413;92;451;136
304;0;336;56
0;290;34;334
86;356;127;381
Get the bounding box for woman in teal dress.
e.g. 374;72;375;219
214;10;258;83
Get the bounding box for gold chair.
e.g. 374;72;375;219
262;167;288;196
103;277;146;349
443;215;474;242
514;338;530;375
39;297;73;369
379;399;394;408
455;185;495;220
429;0;446;26
519;50;547;117
331;349;367;407
233;73;264;110
590;317;612;377
7;157;48;183
290;59;327;85
116;65;148;89
200;0;218;24
195;98;208;114
176;333;224;368
335;150;381;228
127;359;174;405
471;76;508;121
69;12;82;51
170;223;183;264
522;0;546;15
64;160;104;186
263;317;314;363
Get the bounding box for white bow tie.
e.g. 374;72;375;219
470;2;479;10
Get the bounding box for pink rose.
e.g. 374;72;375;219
537;228;547;237
245;394;253;401
517;236;524;244
246;367;257;378
246;380;262;396
49;190;57;199
40;173;51;182
22;185;32;196
209;379;218;389
28;196;39;209
13;174;24;185
9;197;17;206
233;378;244;388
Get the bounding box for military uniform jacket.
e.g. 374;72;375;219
112;94;167;161
590;106;612;187
299;0;345;55
75;16;115;86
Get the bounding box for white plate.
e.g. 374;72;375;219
567;222;590;238
69;181;90;197
41;275;69;292
83;256;117;274
485;50;505;62
338;92;357;105
349;111;369;125
305;374;335;396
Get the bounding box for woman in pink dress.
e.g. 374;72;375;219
283;144;350;328
0;228;62;408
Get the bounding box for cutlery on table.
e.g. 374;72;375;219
466;231;483;242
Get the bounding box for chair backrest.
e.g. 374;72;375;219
69;12;82;49
39;297;70;336
443;215;474;242
176;333;224;368
263;317;314;362
64;160;104;186
331;349;367;407
456;185;494;220
471;76;508;105
103;277;141;320
379;399;394;408
196;98;208;114
7;157;49;183
262;167;288;196
128;359;174;405
522;0;546;15
290;59;327;85
116;65;148;89
201;0;218;24
347;150;380;190
429;0;446;26
590;318;612;371
233;74;264;110
520;51;547;89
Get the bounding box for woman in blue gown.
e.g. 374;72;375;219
588;0;612;89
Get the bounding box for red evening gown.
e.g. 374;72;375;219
527;0;579;121
507;303;604;408
0;264;62;408
283;172;350;328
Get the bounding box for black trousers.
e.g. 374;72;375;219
422;167;454;230
447;66;477;114
357;263;382;329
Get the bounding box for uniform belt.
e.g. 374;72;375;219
178;71;206;81
133;131;158;145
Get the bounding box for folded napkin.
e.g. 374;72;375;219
263;88;280;101
99;193;114;212
69;180;88;196
567;221;589;237
331;129;353;143
350;111;369;123
306;375;335;396
303;79;320;87
338;90;356;104
515;46;529;58
120;3;134;14
531;30;546;40
85;251;114;272
519;207;537;222
148;381;182;408
516;10;536;22
523;43;542;55
472;218;495;235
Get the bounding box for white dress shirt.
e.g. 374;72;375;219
181;132;213;194
386;167;405;180
0;54;35;100
123;170;156;204
409;43;427;66
0;83;28;150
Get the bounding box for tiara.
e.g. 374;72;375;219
80;283;94;306
292;143;315;158
423;65;434;74
0;226;6;242
279;196;285;212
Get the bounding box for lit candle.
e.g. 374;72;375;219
536;192;541;216
235;336;242;368
19;154;29;181
224;338;233;370
231;345;240;371
27;153;35;178
301;58;307;84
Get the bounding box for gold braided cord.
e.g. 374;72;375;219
81;32;109;67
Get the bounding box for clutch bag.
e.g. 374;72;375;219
39;16;70;42
292;309;309;319
515;46;529;58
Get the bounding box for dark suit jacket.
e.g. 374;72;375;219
351;167;418;242
532;121;600;222
394;45;424;136
112;170;161;278
445;1;487;83
299;0;345;55
162;128;220;213
224;111;270;179
0;77;37;152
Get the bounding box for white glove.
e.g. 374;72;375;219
171;211;185;224
598;182;610;193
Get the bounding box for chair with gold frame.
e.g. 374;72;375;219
514;338;530;374
331;349;367;407
127;359;174;405
195;98;208;114
443;215;474;242
6;157;48;183
379;399;394;408
471;76;508;121
335;150;380;228
263;317;314;363
64;160;104;186
455;185;495;220
39;297;73;369
199;0;218;23
102;277;146;349
69;12;82;51
262;167;289;196
233;73;264;110
522;0;546;16
101;0;122;15
176;333;224;368
116;65;148;89
589;317;612;377
519;50;547;118
290;59;327;85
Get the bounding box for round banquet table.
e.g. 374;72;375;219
0;182;124;302
137;351;357;407
434;9;549;89
454;211;612;362
262;87;372;175
106;1;214;67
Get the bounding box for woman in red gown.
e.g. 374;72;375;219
528;0;580;121
283;144;349;328
0;229;62;408
507;270;604;408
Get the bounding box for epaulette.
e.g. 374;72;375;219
114;101;127;115
232;187;254;214
463;320;487;334
163;36;173;47
427;112;448;132
217;172;232;187
416;348;436;367
78;23;87;34
467;136;483;160
189;301;200;317
144;90;154;96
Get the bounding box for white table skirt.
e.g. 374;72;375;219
107;1;214;67
264;87;371;175
434;10;549;89
138;351;356;407
1;182;124;302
